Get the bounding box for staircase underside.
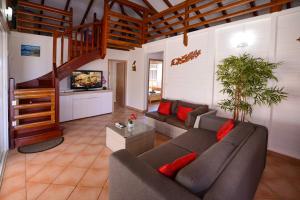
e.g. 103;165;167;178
17;51;102;89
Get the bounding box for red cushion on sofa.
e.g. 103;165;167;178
216;119;235;141
158;152;198;177
177;106;193;121
158;101;172;115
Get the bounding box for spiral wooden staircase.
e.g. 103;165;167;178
8;1;109;148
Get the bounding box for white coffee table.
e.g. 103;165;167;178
106;121;155;155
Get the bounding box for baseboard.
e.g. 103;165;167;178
126;106;146;113
267;150;300;163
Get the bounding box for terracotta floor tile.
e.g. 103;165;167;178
98;182;109;200
26;164;45;180
3;161;25;179
37;185;74;200
81;144;104;155
70;153;98;168
27;152;59;165
0;188;26;200
49;152;78;167
53;166;87;186
265;178;300;200
63;144;87;154
26;182;49;200
28;165;65;184
91;154;109;170
79;168;108;187
0;175;25;196
68;186;102;200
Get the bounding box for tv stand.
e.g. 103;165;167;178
59;90;113;122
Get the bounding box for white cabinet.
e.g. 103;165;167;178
59;90;113;122
59;95;73;122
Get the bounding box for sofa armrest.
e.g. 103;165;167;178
109;150;201;200
193;109;217;128
186;106;210;128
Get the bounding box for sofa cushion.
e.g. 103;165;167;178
158;152;198;177
158;101;172;115
138;143;191;169
170;128;217;154
175;141;236;197
216;119;235;141
166;115;187;130
145;111;169;122
161;98;178;114
177;105;193;121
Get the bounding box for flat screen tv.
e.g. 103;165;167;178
71;70;102;89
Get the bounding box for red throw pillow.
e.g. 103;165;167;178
216;119;235;141
177;105;193;121
158;152;198;177
158;101;172;115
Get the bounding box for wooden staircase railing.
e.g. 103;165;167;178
9;79;61;148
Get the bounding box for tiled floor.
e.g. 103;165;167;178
0;106;299;200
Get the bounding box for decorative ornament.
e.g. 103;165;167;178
171;50;201;66
132;60;136;71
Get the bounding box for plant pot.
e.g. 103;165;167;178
127;122;134;129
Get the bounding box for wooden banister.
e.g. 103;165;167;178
18;1;71;16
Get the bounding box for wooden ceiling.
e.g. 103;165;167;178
11;0;299;49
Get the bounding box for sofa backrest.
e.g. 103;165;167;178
174;122;263;198
198;115;229;132
203;125;268;200
175;100;208;114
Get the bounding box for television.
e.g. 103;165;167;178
71;70;102;89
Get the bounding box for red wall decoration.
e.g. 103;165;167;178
171;49;201;66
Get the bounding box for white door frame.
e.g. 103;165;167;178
0;7;10;184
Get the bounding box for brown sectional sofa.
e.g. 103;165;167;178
109;115;268;200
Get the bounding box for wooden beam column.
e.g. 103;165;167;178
183;1;189;46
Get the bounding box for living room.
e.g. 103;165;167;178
0;0;299;200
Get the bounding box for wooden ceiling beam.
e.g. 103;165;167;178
114;0;152;13
80;0;95;25
38;0;45;34
270;0;284;12
146;0;291;40
190;4;209;28
142;0;174;34
162;0;184;24
60;0;72;26
217;2;231;23
249;2;258;16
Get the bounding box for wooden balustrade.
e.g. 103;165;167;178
8;78;58;147
16;1;72;35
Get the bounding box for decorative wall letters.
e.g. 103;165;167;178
171;50;201;66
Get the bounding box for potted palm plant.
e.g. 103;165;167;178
216;53;287;122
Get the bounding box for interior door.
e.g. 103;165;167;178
116;62;125;107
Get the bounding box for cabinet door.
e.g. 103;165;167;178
73;97;102;120
101;92;113;114
60;95;73;122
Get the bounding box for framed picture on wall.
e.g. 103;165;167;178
21;44;40;57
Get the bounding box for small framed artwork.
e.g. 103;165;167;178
21;44;40;57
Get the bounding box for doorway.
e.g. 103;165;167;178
108;60;127;108
147;59;163;112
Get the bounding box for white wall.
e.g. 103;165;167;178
140;7;300;159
